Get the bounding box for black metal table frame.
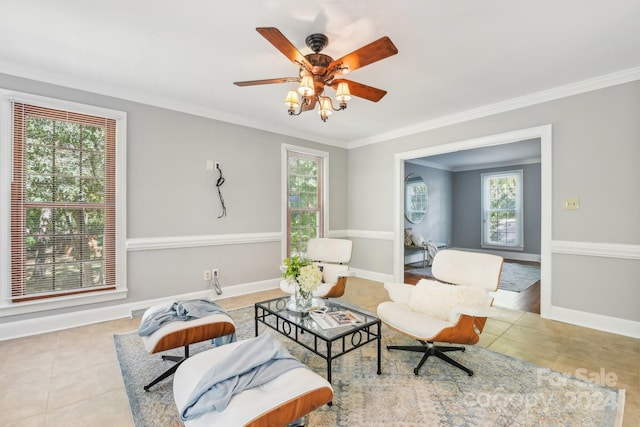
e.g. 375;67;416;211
254;297;382;384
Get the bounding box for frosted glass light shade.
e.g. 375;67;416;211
298;75;315;97
284;90;300;109
335;82;351;102
318;97;333;116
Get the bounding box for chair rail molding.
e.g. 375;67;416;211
127;231;282;251
343;229;395;240
551;240;640;260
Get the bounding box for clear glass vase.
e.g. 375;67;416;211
294;285;314;310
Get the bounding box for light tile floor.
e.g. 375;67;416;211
0;278;637;426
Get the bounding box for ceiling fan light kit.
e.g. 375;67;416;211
234;27;398;123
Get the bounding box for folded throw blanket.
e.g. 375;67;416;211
180;333;308;421
137;298;232;337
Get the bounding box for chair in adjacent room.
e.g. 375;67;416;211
280;238;354;298
377;249;503;376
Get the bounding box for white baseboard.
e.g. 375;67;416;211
350;268;393;284
0;278;280;341
5;269;638;341
550;305;640;339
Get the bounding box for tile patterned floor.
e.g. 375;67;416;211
0;278;637;426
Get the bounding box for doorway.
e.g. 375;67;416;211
393;125;552;318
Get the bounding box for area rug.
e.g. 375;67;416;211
407;261;541;292
114;305;624;427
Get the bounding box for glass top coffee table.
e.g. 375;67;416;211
254;296;382;384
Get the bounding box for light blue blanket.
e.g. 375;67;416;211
137;298;233;344
180;333;308;421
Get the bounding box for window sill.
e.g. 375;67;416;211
0;288;128;317
481;244;524;251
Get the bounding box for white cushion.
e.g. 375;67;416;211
316;263;348;284
431;250;503;291
173;339;332;427
407;279;487;321
307;238;352;263
383;282;414;305
377;301;452;340
411;232;425;246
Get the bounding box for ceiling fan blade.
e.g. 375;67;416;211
328;36;398;74
331;79;387;102
256;27;313;70
234;77;298;87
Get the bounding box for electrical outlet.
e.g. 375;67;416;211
206;160;214;171
204;269;212;281
563;197;580;210
212;268;219;278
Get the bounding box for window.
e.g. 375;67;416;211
481;170;523;249
1;92;126;312
284;146;327;257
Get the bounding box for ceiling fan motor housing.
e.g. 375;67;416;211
305;33;329;53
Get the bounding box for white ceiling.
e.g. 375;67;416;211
2;1;639;148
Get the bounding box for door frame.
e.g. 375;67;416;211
393;125;552;318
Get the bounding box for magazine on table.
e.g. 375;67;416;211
310;309;365;329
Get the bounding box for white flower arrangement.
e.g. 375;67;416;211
297;264;323;296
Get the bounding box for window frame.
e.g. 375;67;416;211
281;144;329;259
0;90;127;316
481;169;524;250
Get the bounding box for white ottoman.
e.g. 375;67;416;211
173;338;333;426
141;311;235;391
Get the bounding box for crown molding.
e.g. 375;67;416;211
348;66;640;149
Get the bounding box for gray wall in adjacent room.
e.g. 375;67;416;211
403;163;453;246
452;162;541;255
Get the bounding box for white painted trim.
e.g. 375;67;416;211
349;66;640;149
394;125;553;318
345;229;395;241
0;288;128;318
125;230;400;252
552;241;640;260
350;268;394;284
0;278;279;341
550;305;640;339
280;144;329;259
327;229;349;238
0;89;128;315
127;232;282;252
452;157;541;173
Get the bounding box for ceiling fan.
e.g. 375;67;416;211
234;27;398;122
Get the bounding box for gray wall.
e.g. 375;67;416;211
403;163;453;246
0;72;348;322
452;163;541;255
348;80;640;323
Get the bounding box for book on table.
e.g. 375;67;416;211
311;310;364;329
